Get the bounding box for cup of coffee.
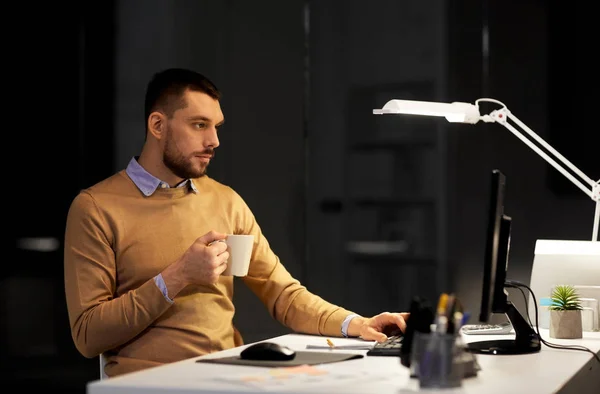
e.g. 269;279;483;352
222;234;254;276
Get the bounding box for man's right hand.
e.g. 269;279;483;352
161;230;230;298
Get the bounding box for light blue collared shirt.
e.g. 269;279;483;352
125;157;358;335
125;156;198;196
125;157;197;304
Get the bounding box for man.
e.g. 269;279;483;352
64;68;409;377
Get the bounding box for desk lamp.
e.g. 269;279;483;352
373;98;600;319
373;97;599;241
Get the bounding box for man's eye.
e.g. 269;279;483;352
195;123;206;129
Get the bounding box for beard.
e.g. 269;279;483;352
163;127;214;179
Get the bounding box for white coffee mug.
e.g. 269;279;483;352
222;234;254;277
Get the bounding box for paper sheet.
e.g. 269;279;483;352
210;364;394;392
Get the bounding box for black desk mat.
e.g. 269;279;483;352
196;350;363;368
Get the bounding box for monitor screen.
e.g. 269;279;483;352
466;169;541;355
492;216;511;313
478;169;507;323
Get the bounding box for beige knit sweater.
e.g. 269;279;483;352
64;171;354;377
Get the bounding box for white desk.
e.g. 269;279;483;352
87;329;600;394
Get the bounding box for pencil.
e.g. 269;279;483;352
326;338;335;348
435;293;449;333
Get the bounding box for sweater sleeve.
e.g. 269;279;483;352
63;191;173;358
234;191;356;337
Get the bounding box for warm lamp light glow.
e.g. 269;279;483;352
373;100;481;123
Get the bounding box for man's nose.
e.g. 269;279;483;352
205;126;220;149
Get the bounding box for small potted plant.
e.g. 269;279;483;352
549;284;583;339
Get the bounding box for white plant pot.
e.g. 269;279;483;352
549;310;583;339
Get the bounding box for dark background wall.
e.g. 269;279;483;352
5;0;596;391
447;0;597;321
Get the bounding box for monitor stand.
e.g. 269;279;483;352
465;301;541;355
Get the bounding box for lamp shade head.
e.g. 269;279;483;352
373;99;481;124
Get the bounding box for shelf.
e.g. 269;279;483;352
350;138;436;150
346;240;409;255
351;197;435;207
346;241;436;263
350;252;437;264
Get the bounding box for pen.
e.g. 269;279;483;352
435;293;449;333
460;311;471;327
422;293;448;373
446;294;464;334
305;338;374;350
453;311;464;334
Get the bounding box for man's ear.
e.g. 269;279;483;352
147;111;166;139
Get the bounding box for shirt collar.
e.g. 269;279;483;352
125;157;198;196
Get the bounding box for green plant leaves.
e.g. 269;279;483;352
549;285;582;311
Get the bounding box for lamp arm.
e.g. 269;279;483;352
594;200;600;243
491;108;596;198
485;106;599;241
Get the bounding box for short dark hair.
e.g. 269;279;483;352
144;68;221;132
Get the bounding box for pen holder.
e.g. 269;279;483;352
410;332;464;389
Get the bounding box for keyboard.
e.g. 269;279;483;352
366;335;404;356
461;322;513;335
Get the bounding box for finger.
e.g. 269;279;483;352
375;312;400;326
209;240;228;254
198;230;227;245
393;313;408;332
377;312;408;329
212;252;229;268
217;260;228;275
362;326;387;342
219;251;230;262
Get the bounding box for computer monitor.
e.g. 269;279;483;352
466;169;541;355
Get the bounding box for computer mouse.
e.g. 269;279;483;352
239;341;296;361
